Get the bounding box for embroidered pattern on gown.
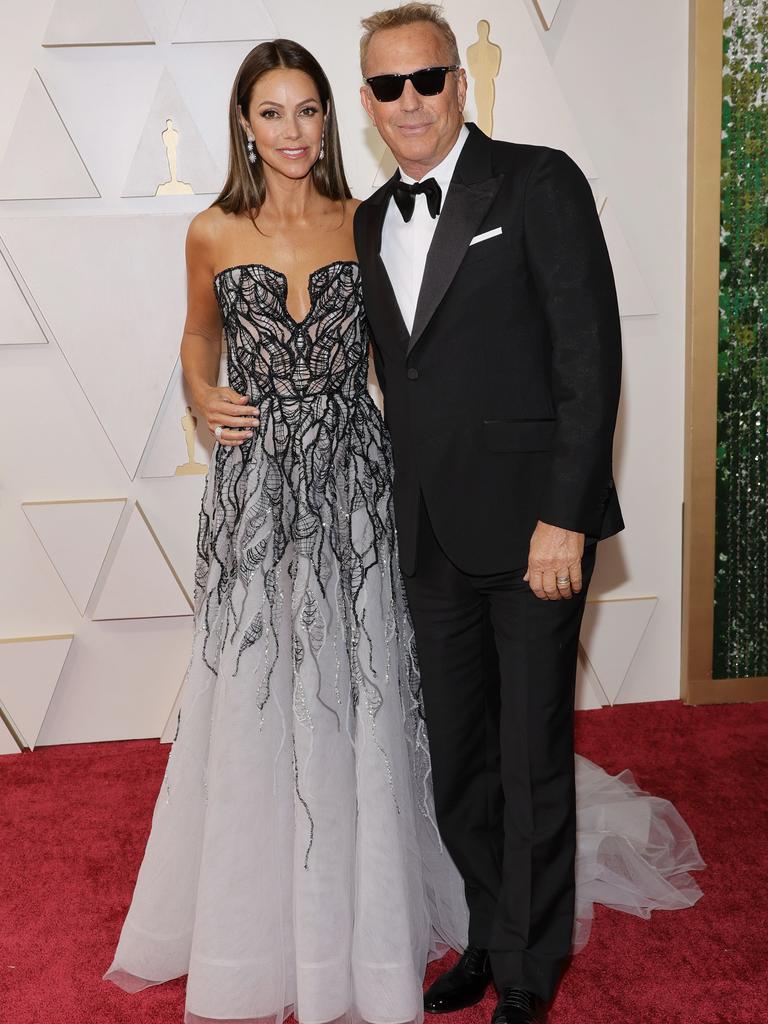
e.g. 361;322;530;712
103;260;704;1024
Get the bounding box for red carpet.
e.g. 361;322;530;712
0;700;766;1024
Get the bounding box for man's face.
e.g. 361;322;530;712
360;21;467;178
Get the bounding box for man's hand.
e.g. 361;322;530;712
524;521;586;600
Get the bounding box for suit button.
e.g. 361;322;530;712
407;367;419;380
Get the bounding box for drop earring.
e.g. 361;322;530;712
246;133;257;164
319;130;325;161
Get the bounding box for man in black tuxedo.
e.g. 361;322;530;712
355;5;623;1023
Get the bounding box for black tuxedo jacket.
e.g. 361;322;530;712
354;123;624;576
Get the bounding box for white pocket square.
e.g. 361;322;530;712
470;227;503;246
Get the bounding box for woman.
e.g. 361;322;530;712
104;39;703;1024
105;39;466;1024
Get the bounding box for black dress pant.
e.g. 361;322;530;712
404;498;597;1001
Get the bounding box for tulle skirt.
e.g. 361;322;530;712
572;756;705;952
103;674;705;1024
102;615;468;1024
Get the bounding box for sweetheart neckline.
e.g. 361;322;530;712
213;259;360;328
213;259;359;285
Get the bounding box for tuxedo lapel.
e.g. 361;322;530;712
356;175;410;349
408;125;503;355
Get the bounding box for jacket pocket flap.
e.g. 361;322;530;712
482;418;556;452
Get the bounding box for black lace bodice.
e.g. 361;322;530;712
213;260;369;404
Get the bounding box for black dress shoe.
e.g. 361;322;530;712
491;988;547;1024
424;946;493;1013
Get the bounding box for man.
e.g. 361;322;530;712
354;4;623;1024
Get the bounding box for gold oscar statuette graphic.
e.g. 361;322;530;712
466;20;502;138
175;406;208;475
156;117;194;196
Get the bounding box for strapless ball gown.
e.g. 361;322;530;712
103;260;704;1024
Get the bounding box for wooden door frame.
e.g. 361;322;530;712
682;0;768;703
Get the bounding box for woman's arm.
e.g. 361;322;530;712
180;211;259;447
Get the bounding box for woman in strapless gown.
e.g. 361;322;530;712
103;39;703;1024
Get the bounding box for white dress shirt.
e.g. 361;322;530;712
381;124;470;334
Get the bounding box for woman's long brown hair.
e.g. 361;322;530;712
214;39;352;226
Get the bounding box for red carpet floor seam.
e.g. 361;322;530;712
0;700;766;1024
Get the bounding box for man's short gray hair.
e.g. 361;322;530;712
360;3;460;75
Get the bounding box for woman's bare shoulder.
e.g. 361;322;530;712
188;204;232;244
186;205;249;272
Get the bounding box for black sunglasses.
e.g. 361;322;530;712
365;65;460;103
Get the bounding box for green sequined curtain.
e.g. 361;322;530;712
714;0;768;678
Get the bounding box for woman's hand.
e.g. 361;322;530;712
198;385;260;447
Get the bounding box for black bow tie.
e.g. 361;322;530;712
392;177;442;223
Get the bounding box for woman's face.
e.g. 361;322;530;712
240;68;325;181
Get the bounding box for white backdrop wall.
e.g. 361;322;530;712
0;0;690;751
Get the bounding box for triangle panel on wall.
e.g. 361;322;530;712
449;0;654;321
22;499;126;615
0;242;49;346
122;68;222;197
580;598;658;706
0;635;74;749
35;616;194;745
172;0;277;43
137;480;206;601
1;214;192;478
575;644;609;711
0;71;100;200
139;358;213;478
92;502;192;620
43;0;154;47
449;1;595;177
0;716;22;755
532;0;563;30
